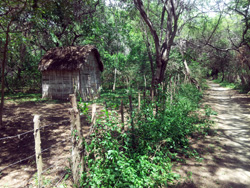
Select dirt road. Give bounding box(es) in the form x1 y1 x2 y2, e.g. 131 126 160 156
175 81 250 188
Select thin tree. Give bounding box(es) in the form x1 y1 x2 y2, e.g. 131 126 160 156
133 0 187 87
0 1 27 128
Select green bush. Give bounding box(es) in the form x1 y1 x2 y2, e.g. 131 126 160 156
79 84 210 187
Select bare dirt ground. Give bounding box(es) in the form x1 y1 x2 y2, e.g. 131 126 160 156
0 100 90 188
173 81 250 188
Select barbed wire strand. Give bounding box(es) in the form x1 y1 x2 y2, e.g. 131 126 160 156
21 164 57 188
0 129 34 141
25 149 84 187
0 123 55 141
23 139 73 186
53 149 85 187
0 153 36 172
54 172 68 187
2 121 89 186
41 164 56 175
0 137 70 173
40 137 71 154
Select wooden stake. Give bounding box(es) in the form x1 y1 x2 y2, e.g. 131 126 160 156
69 94 84 186
121 100 124 125
91 103 96 125
143 91 147 120
33 115 42 188
174 76 176 95
170 79 173 103
150 88 154 101
129 95 135 148
138 92 141 111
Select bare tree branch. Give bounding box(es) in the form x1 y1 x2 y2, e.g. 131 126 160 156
205 13 222 45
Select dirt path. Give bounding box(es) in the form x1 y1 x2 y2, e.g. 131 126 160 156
174 81 250 188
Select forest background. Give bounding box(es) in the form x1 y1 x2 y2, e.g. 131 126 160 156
1 0 249 110
0 0 250 186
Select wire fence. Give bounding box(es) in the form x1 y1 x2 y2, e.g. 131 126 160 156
0 120 72 188
0 123 54 141
0 92 132 187
0 94 98 188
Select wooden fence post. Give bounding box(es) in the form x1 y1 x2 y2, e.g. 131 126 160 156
91 103 97 125
170 79 173 103
69 94 84 186
33 115 42 188
138 92 141 111
128 95 136 148
151 88 154 101
120 100 124 125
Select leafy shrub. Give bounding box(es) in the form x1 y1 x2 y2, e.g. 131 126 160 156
79 84 210 187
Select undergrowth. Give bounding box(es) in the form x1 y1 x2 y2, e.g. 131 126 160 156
5 92 62 103
213 78 250 94
78 84 212 187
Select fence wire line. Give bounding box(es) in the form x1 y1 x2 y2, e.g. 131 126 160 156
54 172 68 187
0 123 55 141
0 129 34 141
0 137 71 173
0 153 36 172
41 164 56 175
25 149 85 187
40 137 71 154
53 149 85 187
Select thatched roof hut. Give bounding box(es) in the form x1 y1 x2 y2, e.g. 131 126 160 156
39 45 103 100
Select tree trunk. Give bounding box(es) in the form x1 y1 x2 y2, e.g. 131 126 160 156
0 23 11 128
134 0 180 88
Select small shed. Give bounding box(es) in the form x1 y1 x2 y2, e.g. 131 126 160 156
38 45 104 100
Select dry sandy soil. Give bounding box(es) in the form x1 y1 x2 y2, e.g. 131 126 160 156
0 100 81 188
173 81 250 188
1 81 250 187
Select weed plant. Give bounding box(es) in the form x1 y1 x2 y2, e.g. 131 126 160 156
79 84 211 187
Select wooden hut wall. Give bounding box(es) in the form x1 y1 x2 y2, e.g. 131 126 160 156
42 70 79 99
79 52 101 100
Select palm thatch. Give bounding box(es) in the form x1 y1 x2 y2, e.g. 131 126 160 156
38 45 104 72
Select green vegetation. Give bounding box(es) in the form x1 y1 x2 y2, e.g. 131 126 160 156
5 93 42 102
0 0 249 186
213 79 237 89
213 74 250 93
4 93 62 104
79 84 212 187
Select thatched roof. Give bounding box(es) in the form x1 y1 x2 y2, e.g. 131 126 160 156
38 45 104 72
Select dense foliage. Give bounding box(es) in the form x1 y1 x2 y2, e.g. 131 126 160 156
1 0 249 94
80 84 211 187
0 0 249 185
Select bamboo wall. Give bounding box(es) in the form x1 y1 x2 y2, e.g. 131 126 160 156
42 52 101 100
79 52 101 100
42 70 79 100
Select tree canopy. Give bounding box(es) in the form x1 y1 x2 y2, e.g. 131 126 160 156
0 0 250 127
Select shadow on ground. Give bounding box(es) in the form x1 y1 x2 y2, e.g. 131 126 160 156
171 81 250 188
0 101 75 187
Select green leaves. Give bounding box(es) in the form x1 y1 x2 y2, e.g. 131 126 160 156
50 33 62 46
78 82 213 187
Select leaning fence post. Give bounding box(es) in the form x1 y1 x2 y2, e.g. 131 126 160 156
33 115 42 188
69 94 84 187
